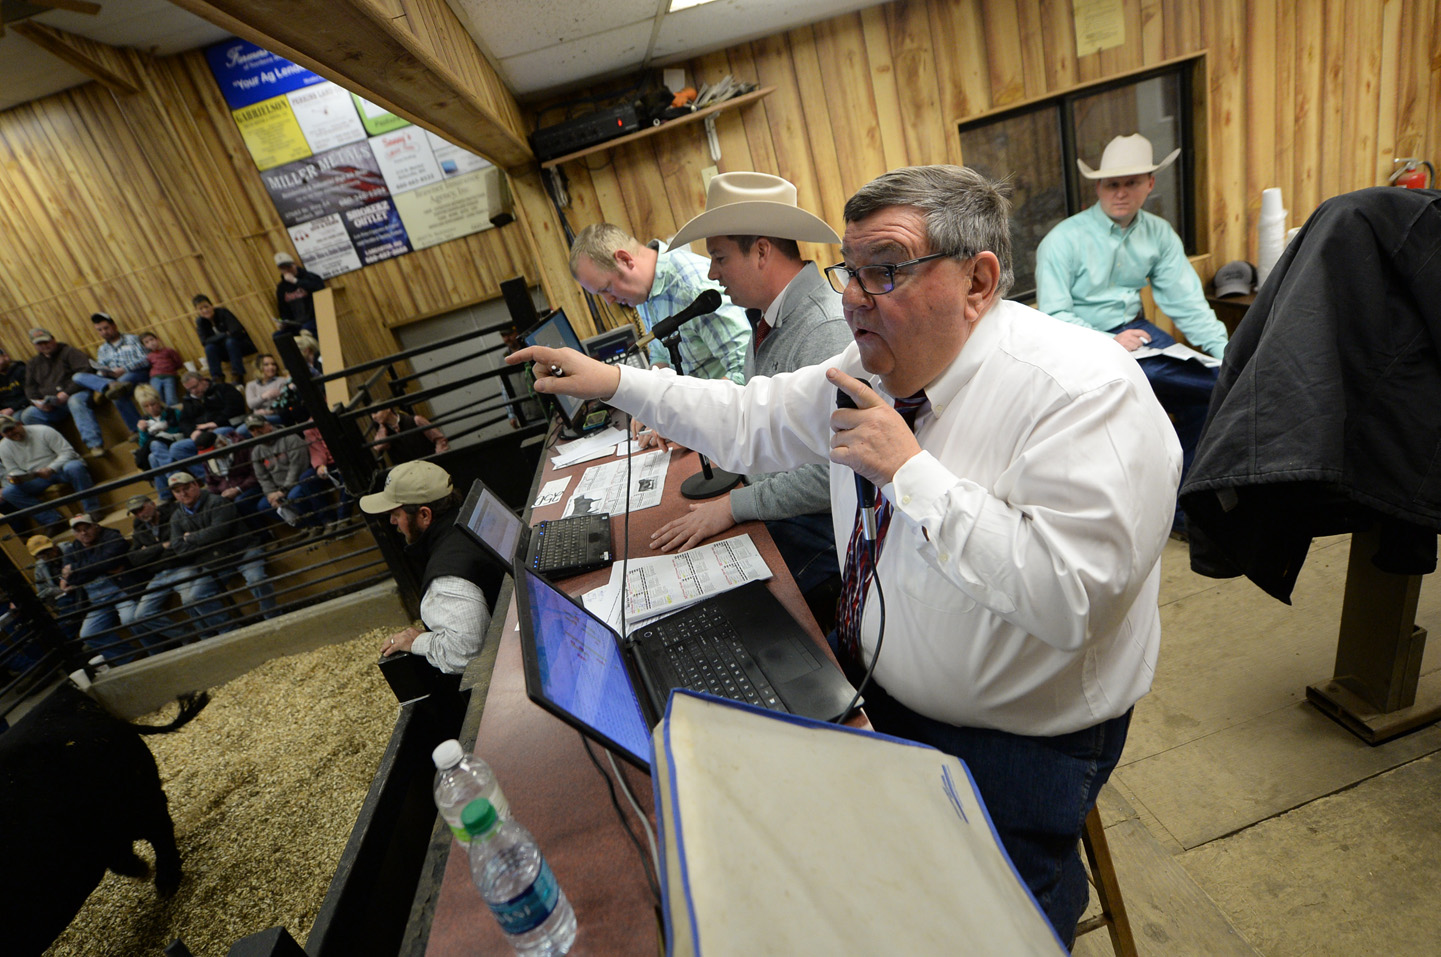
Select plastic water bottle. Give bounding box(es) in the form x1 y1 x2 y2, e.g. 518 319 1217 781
463 798 577 956
432 740 510 844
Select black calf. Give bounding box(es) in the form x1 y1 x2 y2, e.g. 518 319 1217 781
0 683 209 956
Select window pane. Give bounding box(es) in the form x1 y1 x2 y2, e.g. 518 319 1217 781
959 107 1067 300
1073 74 1185 241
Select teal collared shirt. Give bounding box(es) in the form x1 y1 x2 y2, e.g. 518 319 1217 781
1035 203 1229 358
635 240 751 383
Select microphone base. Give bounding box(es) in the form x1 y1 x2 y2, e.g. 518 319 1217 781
681 468 743 499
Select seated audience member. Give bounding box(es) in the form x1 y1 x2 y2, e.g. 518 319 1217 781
371 405 449 465
360 462 502 675
133 385 189 497
168 472 277 620
1034 133 1229 535
63 513 180 663
193 294 255 384
21 327 105 458
126 493 229 639
290 334 323 378
166 371 248 467
245 353 291 418
248 415 330 537
0 346 27 417
274 252 327 335
304 426 351 534
140 331 186 406
195 431 266 529
71 313 150 432
26 534 80 640
0 417 101 532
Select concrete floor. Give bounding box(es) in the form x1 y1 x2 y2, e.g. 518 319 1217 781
1074 535 1441 957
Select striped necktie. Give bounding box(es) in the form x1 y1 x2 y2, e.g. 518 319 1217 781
835 392 929 673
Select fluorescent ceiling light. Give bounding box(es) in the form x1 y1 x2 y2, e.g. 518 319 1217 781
670 0 723 10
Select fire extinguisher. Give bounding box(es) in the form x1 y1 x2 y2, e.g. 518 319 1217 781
1389 158 1434 189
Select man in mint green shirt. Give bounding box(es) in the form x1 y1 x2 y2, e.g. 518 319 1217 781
1036 134 1228 534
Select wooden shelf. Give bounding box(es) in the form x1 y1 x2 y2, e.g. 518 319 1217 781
539 86 775 169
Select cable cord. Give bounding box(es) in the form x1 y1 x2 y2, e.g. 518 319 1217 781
831 549 885 724
580 733 660 903
607 748 660 875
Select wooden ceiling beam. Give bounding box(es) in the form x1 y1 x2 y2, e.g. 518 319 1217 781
165 0 533 168
10 22 139 95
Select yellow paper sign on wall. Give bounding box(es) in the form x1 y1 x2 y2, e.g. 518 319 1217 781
232 94 310 171
1073 0 1126 57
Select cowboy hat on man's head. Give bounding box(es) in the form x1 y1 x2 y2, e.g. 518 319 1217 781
669 172 841 249
1077 134 1180 180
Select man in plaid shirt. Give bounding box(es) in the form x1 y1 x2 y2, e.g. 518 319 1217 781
569 222 750 383
74 312 152 432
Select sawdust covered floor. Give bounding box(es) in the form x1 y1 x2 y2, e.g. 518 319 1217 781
45 629 399 957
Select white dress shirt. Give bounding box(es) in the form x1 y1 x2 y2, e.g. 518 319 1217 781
412 575 491 675
611 299 1179 735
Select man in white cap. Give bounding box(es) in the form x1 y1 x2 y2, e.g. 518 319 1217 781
360 461 503 675
569 222 751 384
1035 133 1229 535
649 172 851 611
273 251 326 335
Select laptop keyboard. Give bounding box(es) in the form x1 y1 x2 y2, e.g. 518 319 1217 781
531 514 610 573
641 605 783 710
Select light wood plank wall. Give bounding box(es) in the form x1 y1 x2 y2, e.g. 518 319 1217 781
0 44 538 371
532 0 1439 312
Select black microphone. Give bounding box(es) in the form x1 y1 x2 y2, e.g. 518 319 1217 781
630 289 722 351
836 388 877 543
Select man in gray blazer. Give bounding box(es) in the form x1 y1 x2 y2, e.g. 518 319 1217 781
649 173 852 604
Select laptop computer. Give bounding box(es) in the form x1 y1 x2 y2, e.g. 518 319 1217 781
520 308 607 435
456 476 614 578
512 562 859 770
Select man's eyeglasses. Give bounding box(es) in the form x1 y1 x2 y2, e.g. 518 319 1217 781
824 253 951 296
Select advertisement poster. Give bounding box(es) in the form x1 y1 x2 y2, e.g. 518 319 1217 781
352 94 412 136
288 83 367 154
390 169 497 250
232 95 310 170
206 38 325 110
260 142 389 227
426 130 492 178
369 127 444 195
288 213 362 278
344 200 413 266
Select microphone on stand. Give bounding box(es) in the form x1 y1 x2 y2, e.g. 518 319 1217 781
836 388 877 545
629 289 722 352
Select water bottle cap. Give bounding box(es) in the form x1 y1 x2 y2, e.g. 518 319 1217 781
432 739 464 770
460 797 498 837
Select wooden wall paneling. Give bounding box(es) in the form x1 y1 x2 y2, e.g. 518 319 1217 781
926 0 990 165
1108 0 1147 75
979 0 1028 107
1244 0 1278 264
1340 0 1384 191
1139 0 1165 64
1038 0 1080 92
1014 0 1049 101
811 14 889 196
1393 0 1436 174
653 121 711 241
858 5 911 175
884 1 950 168
1207 0 1246 266
1427 0 1441 175
1293 0 1324 219
1375 0 1404 187
1318 0 1347 202
749 33 824 206
782 26 848 229
585 158 633 231
724 42 782 177
614 139 679 241
396 0 528 140
690 48 754 179
1272 0 1297 229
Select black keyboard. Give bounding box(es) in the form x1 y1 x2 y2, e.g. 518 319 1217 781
642 605 783 710
530 513 611 574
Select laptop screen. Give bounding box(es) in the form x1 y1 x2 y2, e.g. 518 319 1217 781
517 566 653 768
521 309 587 429
458 480 524 566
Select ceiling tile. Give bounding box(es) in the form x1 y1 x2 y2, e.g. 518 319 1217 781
448 0 660 59
653 0 879 61
499 20 657 98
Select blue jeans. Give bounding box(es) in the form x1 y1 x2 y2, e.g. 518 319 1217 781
79 578 181 664
257 468 330 527
21 392 102 450
235 547 277 618
853 678 1131 946
151 375 180 406
765 511 840 595
205 337 251 381
74 370 149 430
2 461 100 527
167 427 240 479
134 566 230 637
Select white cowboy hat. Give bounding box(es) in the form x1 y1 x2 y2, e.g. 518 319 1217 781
1077 134 1180 180
670 172 841 249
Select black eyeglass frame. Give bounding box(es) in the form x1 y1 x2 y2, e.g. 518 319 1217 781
823 252 954 296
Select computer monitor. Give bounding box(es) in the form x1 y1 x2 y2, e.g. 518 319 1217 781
521 308 588 432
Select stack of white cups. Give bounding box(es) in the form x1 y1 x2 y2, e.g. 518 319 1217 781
1256 187 1287 288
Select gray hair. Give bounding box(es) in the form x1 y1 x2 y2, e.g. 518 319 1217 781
569 223 641 276
843 166 1014 297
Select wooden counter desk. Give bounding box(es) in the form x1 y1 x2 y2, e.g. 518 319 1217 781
422 439 848 956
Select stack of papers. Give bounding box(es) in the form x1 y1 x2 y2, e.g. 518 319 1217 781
580 533 772 631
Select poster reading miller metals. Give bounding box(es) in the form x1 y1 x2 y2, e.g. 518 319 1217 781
206 36 500 280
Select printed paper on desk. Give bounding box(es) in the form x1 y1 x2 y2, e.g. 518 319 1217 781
532 477 570 509
622 533 771 623
564 450 668 517
1131 341 1222 367
551 426 628 467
